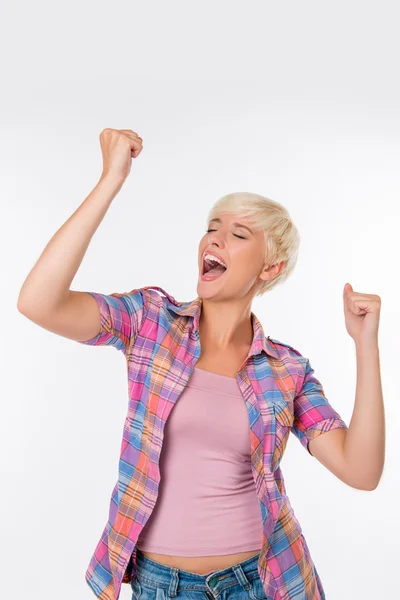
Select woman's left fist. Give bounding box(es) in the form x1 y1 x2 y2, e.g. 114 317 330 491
343 283 381 343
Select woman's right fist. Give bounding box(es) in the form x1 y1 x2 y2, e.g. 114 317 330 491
99 128 143 181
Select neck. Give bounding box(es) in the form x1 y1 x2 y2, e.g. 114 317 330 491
198 297 254 350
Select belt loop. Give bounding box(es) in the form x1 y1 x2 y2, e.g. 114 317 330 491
232 564 251 591
167 567 179 598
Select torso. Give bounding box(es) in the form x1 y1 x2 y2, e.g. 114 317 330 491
191 342 250 379
140 344 262 574
139 550 261 575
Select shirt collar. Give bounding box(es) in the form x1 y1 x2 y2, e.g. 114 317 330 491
145 286 280 360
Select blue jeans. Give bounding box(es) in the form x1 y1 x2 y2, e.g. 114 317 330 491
131 549 271 600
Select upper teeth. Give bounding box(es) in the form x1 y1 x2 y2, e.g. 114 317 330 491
203 253 227 268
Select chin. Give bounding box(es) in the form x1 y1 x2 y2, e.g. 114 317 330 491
196 276 226 298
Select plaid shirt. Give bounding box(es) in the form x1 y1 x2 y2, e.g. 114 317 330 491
77 285 348 600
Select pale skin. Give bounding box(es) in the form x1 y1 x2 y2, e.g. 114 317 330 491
16 128 384 576
142 212 385 574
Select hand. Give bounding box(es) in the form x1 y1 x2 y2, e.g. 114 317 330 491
99 128 143 182
343 283 381 344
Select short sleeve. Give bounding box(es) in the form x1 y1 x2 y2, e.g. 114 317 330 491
291 359 349 456
76 287 146 352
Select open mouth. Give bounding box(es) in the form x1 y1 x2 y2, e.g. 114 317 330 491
201 256 228 280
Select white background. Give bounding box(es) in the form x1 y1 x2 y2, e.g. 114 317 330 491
1 1 399 599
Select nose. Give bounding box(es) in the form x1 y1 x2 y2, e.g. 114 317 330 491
207 230 226 249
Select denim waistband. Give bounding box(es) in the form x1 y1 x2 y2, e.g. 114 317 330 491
134 549 262 596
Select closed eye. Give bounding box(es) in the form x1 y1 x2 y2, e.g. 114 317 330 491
206 228 246 239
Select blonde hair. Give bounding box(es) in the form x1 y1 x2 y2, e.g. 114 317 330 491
206 192 300 297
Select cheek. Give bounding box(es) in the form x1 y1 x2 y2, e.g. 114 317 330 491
234 255 257 276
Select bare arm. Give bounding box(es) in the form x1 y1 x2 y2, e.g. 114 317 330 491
17 128 143 342
308 340 384 491
17 173 124 341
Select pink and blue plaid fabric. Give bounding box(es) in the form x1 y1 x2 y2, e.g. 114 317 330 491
77 285 348 600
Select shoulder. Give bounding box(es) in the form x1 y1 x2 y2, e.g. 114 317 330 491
267 337 310 392
113 286 167 323
124 285 184 320
124 286 168 305
267 336 308 365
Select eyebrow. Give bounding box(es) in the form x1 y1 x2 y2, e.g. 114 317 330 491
209 218 253 235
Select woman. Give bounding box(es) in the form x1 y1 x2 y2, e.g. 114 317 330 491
17 129 384 600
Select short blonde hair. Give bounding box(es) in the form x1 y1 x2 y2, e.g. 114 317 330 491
206 192 300 297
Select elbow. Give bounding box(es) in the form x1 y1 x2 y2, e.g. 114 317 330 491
343 469 382 491
352 478 381 491
362 480 380 491
17 293 31 314
356 464 385 491
17 301 28 315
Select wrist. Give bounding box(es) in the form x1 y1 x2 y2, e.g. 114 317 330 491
99 170 126 188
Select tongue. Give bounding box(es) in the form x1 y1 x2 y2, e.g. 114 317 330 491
207 265 226 276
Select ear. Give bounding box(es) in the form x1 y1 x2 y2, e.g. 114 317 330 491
259 260 286 281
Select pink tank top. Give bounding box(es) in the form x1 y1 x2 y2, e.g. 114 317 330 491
136 367 263 555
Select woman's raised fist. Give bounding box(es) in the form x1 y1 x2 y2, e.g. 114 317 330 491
99 128 143 181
